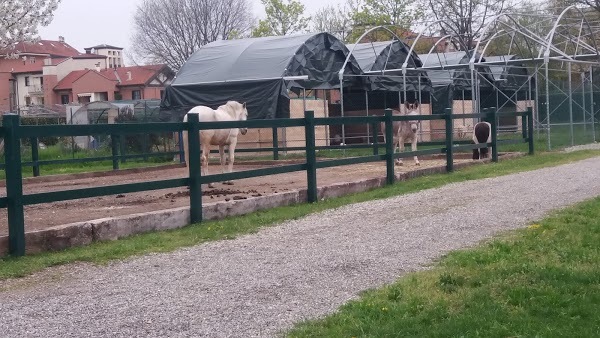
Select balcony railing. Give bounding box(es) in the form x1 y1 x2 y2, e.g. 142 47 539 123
27 85 44 95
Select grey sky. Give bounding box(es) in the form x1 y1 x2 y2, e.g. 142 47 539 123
38 0 343 65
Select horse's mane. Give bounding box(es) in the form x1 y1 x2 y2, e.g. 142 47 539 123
218 101 243 118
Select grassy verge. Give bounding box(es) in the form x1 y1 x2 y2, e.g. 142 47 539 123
1 150 599 280
0 144 175 179
287 196 600 337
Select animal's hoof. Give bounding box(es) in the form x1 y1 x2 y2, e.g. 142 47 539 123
415 162 421 166
223 181 234 185
208 184 215 188
395 162 404 166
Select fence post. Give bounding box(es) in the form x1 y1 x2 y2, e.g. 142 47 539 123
488 107 499 162
272 127 279 161
30 137 40 177
384 109 394 185
187 113 202 223
527 107 535 155
372 121 379 156
111 134 120 170
3 114 25 256
445 108 454 172
305 111 317 203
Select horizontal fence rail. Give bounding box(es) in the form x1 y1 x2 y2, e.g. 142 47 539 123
0 107 535 256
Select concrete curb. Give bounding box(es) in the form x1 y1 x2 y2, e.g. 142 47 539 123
0 153 523 255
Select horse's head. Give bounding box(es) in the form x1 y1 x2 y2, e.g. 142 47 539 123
404 102 420 133
225 101 248 135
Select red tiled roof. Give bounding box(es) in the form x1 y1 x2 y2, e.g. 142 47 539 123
54 69 116 91
73 54 107 59
3 40 80 57
54 70 90 90
99 64 167 86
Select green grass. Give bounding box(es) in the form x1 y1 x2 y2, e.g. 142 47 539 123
0 144 176 179
287 196 600 338
1 150 600 280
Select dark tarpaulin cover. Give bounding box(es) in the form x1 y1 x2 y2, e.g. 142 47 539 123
161 33 363 120
347 40 432 92
485 55 534 95
418 51 495 90
431 84 454 114
160 79 288 121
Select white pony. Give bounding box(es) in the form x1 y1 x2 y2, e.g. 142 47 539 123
381 101 421 166
182 101 248 188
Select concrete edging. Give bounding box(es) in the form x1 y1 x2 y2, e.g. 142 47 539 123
0 153 523 255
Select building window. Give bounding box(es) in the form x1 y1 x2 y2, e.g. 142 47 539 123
30 57 36 64
25 96 31 106
25 76 30 86
132 90 142 100
61 94 69 104
40 77 44 86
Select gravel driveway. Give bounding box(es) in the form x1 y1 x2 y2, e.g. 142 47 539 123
2 156 600 338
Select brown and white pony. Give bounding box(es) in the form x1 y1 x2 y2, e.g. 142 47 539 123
472 121 491 160
182 101 248 188
381 101 421 166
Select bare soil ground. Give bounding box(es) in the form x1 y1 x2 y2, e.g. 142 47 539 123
0 155 474 235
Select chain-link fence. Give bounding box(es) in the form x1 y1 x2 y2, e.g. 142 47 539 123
0 100 179 173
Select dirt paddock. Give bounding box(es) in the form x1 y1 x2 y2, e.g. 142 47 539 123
0 155 478 236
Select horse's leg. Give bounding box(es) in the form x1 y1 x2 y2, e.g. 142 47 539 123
223 138 237 185
412 137 420 166
219 145 226 173
396 136 404 166
201 144 214 188
182 130 190 170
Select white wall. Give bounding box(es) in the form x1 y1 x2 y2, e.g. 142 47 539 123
14 73 44 107
43 57 108 81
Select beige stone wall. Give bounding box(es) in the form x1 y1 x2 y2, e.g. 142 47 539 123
236 98 330 152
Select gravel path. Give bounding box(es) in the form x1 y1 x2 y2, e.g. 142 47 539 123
2 157 600 338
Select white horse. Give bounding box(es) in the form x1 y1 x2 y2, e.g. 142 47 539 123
381 102 421 166
182 101 248 188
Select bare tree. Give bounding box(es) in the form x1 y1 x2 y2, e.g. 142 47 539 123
425 0 513 51
311 5 352 41
0 0 61 50
131 0 254 70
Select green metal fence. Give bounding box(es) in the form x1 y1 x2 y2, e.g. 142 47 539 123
1 108 534 256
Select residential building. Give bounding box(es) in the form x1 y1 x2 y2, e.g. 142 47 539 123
0 37 174 113
84 44 124 69
51 64 174 104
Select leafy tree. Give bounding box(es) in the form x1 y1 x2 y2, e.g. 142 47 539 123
0 0 61 50
252 0 310 37
347 0 422 44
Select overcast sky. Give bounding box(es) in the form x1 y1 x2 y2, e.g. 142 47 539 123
38 0 343 64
